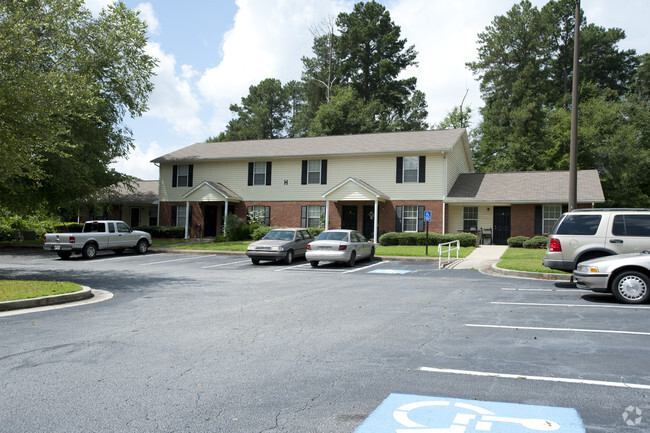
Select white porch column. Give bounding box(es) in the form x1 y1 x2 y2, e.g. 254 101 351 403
184 201 190 239
325 200 330 230
223 200 229 234
373 199 378 242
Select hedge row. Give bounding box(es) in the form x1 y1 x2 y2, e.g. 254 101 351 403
250 225 325 240
132 226 184 238
378 232 477 247
507 235 548 249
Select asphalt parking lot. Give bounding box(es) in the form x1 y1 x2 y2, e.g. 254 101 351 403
1 248 649 432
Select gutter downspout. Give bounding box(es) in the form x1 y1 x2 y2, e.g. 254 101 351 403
442 151 447 235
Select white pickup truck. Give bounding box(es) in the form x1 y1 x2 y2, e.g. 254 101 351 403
43 220 152 259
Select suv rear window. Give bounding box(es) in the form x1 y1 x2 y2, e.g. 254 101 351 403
553 214 601 235
612 215 650 236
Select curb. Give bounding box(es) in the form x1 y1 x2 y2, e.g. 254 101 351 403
488 264 571 280
0 285 93 311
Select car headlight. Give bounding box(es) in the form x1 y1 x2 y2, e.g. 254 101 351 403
247 245 256 250
271 246 283 251
577 264 599 273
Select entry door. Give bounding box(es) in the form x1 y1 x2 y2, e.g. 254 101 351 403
130 208 140 227
362 206 376 240
204 205 218 237
341 205 358 230
493 206 511 245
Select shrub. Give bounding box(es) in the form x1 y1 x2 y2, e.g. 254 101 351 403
306 226 324 238
0 208 62 240
223 213 244 241
523 235 548 249
507 236 529 248
133 226 184 238
251 226 277 240
53 223 84 233
378 232 476 247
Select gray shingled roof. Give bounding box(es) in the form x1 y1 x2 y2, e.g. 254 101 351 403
112 180 158 204
152 129 468 163
446 170 605 203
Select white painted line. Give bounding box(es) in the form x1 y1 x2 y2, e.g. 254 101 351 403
202 259 252 269
501 288 588 292
465 324 650 336
343 260 385 274
419 367 650 390
141 255 215 265
274 263 312 272
492 301 650 310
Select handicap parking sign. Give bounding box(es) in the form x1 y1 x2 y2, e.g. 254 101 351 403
354 393 585 433
424 211 431 222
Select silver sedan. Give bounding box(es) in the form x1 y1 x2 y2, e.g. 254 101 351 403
246 228 314 265
573 250 650 303
305 229 375 267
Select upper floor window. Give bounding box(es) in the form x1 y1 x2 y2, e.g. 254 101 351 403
248 162 272 186
172 164 193 188
301 160 328 185
396 156 425 183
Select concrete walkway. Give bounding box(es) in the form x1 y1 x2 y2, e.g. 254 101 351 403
446 244 509 270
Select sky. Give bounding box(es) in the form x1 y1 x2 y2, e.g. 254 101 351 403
83 0 650 181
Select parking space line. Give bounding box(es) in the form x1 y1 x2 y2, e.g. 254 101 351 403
141 255 215 265
492 301 650 310
501 288 589 292
202 259 251 269
343 260 386 274
274 263 312 272
465 324 650 336
419 367 650 390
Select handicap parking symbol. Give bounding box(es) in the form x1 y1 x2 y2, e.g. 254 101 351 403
354 394 585 433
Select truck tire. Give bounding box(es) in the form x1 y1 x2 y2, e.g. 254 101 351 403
82 243 98 259
57 251 72 260
136 239 149 254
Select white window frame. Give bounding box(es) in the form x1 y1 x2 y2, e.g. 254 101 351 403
543 205 562 234
253 162 267 186
307 160 321 184
176 205 186 227
402 205 418 232
250 206 270 226
403 156 419 183
176 165 189 187
463 207 478 231
306 205 321 228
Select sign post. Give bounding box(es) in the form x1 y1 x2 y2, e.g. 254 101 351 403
423 211 431 255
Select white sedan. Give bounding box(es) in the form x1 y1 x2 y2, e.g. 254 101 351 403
305 229 375 267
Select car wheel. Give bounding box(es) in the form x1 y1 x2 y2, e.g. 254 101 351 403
136 239 149 254
251 258 260 265
57 251 72 260
369 247 375 261
611 271 650 304
347 251 356 267
82 243 97 259
284 250 294 264
310 261 319 267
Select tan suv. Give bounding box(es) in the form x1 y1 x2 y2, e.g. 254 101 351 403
543 209 650 272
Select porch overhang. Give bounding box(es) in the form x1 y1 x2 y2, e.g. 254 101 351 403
182 181 242 203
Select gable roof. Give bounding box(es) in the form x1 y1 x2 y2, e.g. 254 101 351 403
323 177 389 201
446 170 605 204
151 129 471 165
182 181 242 202
111 180 158 204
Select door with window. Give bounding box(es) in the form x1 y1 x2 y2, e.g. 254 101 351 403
342 206 358 230
493 207 511 245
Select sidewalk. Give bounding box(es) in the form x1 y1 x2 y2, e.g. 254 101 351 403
446 245 509 270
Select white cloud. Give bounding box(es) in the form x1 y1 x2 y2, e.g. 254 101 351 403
111 141 162 181
135 2 160 34
198 0 352 133
144 42 204 139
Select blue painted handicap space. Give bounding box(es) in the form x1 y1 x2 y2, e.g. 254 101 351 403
368 269 413 274
354 393 585 433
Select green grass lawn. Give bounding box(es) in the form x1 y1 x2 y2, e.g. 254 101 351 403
0 280 82 302
496 248 569 274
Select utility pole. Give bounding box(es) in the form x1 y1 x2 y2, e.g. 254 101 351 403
568 0 580 210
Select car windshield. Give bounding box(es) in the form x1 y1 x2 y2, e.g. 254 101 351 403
263 230 295 241
316 231 349 242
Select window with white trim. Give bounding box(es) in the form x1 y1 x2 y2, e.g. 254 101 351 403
253 162 267 185
403 205 418 232
463 207 478 231
306 206 322 228
543 205 562 234
307 160 322 184
176 165 189 187
402 156 419 183
176 205 186 227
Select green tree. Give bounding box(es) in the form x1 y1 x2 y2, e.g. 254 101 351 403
0 0 156 213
